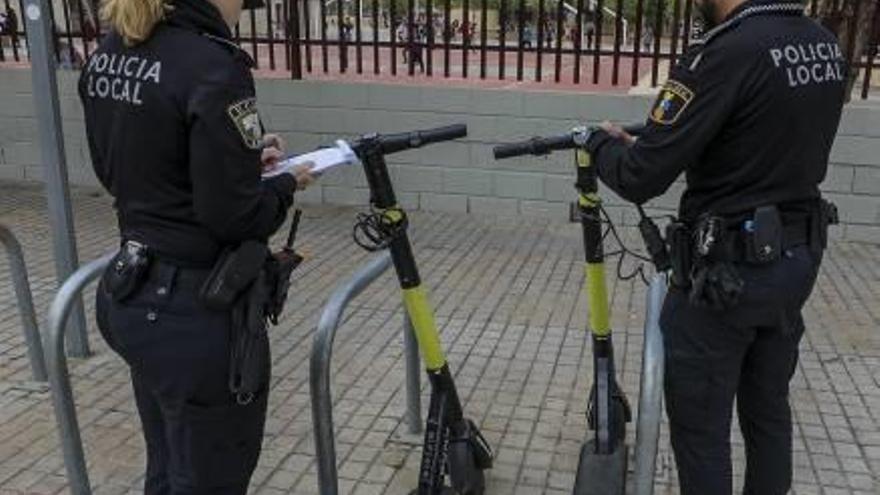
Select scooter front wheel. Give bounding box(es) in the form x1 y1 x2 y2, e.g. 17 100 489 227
447 439 486 495
573 440 628 495
574 398 630 495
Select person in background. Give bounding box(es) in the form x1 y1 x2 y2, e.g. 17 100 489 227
4 5 20 50
585 15 595 50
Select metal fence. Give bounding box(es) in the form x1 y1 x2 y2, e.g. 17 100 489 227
1 0 878 97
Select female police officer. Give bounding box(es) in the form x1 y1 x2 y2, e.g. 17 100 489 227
80 0 316 493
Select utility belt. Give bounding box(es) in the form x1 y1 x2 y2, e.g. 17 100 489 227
104 233 303 404
667 200 838 310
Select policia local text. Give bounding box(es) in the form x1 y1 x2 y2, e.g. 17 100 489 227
83 54 162 106
770 42 845 88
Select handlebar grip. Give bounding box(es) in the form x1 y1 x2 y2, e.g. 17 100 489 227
493 134 575 160
378 124 468 154
493 141 535 160
418 124 468 144
541 134 576 152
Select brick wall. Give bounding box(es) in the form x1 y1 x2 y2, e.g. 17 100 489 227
1 67 879 242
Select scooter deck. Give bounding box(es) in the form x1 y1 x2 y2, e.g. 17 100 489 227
573 440 628 495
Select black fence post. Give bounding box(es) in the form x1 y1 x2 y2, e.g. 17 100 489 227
612 0 624 85
480 0 487 78
593 0 604 84
631 0 645 85
291 0 303 79
860 0 880 100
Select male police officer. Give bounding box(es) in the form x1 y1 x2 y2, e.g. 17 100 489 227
584 0 847 493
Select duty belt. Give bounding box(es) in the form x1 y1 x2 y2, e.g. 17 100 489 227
712 218 810 263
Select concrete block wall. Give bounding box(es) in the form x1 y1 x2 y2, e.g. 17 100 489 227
2 67 880 241
0 69 94 185
253 79 703 226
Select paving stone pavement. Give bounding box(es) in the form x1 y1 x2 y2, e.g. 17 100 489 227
1 181 879 495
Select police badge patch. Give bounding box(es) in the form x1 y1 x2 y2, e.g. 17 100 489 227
649 80 694 125
227 98 264 150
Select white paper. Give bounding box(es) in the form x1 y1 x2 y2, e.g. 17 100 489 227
262 140 359 179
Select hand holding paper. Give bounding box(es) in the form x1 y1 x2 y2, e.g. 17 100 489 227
262 140 360 179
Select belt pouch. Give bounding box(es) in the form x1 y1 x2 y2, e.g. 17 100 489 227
199 241 269 311
666 222 692 289
743 205 783 264
104 241 150 302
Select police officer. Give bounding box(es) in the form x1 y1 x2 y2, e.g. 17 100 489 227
80 0 316 493
584 0 847 493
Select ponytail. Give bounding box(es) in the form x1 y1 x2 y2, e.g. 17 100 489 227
100 0 169 46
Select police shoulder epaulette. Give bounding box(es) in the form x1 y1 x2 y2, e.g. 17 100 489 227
688 2 804 70
202 33 240 52
202 33 257 67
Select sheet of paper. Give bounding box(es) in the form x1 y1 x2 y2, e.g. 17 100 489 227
262 140 358 179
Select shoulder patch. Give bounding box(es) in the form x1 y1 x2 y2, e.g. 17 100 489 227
227 98 264 150
649 80 694 125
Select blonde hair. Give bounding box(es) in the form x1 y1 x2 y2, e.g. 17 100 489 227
100 0 169 46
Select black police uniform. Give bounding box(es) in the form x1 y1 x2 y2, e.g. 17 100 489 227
586 1 847 494
79 1 296 493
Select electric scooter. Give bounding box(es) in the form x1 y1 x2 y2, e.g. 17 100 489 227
493 125 670 495
349 124 493 495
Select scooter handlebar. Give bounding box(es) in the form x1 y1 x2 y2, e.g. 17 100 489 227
493 123 646 161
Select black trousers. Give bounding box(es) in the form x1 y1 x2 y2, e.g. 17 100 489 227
96 261 268 495
408 47 425 73
660 245 821 495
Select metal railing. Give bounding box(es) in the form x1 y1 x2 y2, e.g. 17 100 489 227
0 224 47 381
633 272 667 495
46 252 112 495
311 252 424 495
1 0 876 98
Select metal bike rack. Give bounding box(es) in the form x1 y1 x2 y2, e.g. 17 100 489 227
311 252 424 495
46 253 113 495
43 251 661 495
0 224 47 381
633 273 668 495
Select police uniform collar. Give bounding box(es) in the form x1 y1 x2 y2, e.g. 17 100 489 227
167 0 256 66
167 0 233 41
694 0 804 46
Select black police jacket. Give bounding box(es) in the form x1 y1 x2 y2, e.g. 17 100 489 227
587 0 847 221
79 0 295 267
